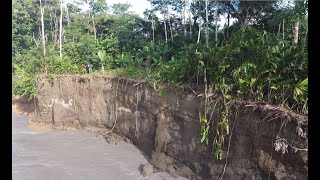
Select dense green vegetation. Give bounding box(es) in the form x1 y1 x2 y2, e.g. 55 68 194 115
12 0 307 115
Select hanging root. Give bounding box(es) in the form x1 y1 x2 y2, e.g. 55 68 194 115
135 84 139 137
219 111 238 180
244 103 307 125
106 103 117 134
106 78 120 134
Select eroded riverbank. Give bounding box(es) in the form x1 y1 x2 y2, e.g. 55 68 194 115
23 75 308 179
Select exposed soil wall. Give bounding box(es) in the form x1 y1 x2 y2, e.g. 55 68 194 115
31 75 308 180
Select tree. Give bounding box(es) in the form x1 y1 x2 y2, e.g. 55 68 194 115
91 0 109 40
111 3 131 15
98 49 106 74
219 0 277 31
12 0 39 55
39 0 46 57
59 0 63 59
182 0 187 37
143 9 156 43
12 0 308 116
205 0 208 47
148 0 169 43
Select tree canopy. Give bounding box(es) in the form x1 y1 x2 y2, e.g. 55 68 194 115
12 0 308 116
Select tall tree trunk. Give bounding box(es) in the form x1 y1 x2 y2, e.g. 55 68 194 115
189 0 192 38
282 19 285 57
62 27 66 43
54 11 59 48
40 0 46 57
50 11 54 43
152 14 155 43
161 0 168 43
282 20 285 40
168 16 174 42
189 12 192 37
222 24 226 41
197 18 201 44
205 0 209 47
166 3 173 42
215 10 218 42
227 12 230 39
277 21 281 37
150 3 154 43
293 18 299 48
215 20 218 42
163 14 168 43
92 15 97 40
59 0 63 60
88 8 91 35
32 32 39 47
66 4 70 26
183 0 187 37
38 26 42 44
304 27 308 47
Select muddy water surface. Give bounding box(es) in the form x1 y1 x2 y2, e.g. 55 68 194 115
12 112 187 180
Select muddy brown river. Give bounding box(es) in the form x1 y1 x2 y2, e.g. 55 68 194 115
12 112 187 180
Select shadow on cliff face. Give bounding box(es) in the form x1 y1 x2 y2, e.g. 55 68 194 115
12 96 36 116
31 75 308 179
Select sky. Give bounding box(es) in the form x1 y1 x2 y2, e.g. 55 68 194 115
107 0 151 17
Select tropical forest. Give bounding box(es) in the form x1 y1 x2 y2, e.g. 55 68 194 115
12 0 308 116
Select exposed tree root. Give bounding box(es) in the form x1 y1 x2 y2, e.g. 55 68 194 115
244 103 307 125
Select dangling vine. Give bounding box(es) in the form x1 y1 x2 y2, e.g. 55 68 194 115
199 72 233 160
213 103 230 160
200 97 232 160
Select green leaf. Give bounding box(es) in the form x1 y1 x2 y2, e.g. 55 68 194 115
234 47 240 53
294 87 303 96
219 121 228 131
218 150 223 160
225 94 232 100
238 78 245 84
201 133 206 143
270 86 278 90
247 63 257 69
201 129 208 143
201 115 207 123
298 77 308 87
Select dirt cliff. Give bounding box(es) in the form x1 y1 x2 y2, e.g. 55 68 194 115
30 75 308 180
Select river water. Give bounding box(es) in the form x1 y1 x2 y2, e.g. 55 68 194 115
12 112 187 180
